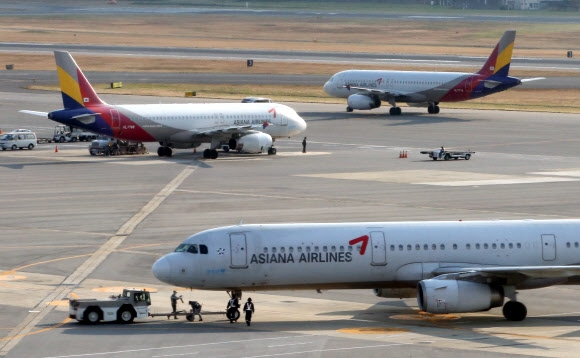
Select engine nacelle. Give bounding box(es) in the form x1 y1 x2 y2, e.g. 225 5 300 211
347 94 381 110
417 279 504 314
374 288 416 299
230 132 273 153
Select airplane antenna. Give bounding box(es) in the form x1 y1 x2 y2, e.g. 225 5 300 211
237 218 244 225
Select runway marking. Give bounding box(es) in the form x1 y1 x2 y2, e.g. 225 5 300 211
268 342 313 348
298 170 580 186
0 165 198 356
338 327 410 334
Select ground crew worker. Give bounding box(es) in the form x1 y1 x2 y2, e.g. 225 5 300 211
171 290 183 319
227 294 239 323
439 146 445 159
302 137 307 153
243 297 255 326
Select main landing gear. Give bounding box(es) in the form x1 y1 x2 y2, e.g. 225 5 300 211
267 146 277 155
428 104 440 114
157 146 173 157
502 300 527 321
203 148 219 159
389 107 402 115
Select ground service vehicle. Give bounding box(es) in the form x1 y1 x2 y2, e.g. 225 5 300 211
421 148 475 161
0 130 37 150
53 125 97 143
89 139 148 156
69 288 151 324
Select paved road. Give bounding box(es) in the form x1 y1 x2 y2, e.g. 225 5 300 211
2 91 580 357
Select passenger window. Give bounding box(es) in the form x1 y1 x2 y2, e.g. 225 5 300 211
424 244 428 250
466 243 471 249
200 245 208 254
187 245 198 254
272 247 277 253
476 243 481 249
289 247 294 253
509 243 513 249
281 247 285 253
306 246 311 253
415 244 420 250
484 243 489 249
492 243 497 249
348 246 352 252
575 242 579 248
340 246 344 252
398 244 403 251
440 244 445 250
331 246 336 252
431 244 436 250
567 242 571 248
452 244 457 250
314 246 319 252
407 244 412 251
390 245 395 251
517 243 522 248
263 247 268 253
323 246 327 252
297 246 302 253
500 243 505 249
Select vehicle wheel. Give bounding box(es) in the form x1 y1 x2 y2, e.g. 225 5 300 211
465 154 471 160
432 157 437 161
11 145 17 151
503 301 527 321
157 147 165 157
117 307 135 324
434 105 440 114
270 147 277 155
346 106 353 112
428 105 434 114
186 313 195 322
83 308 100 324
28 143 34 150
71 137 77 142
203 148 211 159
444 153 451 161
210 149 218 159
166 147 173 157
59 137 65 143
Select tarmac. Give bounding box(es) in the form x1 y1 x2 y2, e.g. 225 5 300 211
2 91 580 357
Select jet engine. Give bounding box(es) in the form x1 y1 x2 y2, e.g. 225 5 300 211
374 288 416 299
229 132 273 153
347 94 381 110
417 279 504 314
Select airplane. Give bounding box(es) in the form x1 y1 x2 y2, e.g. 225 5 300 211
20 51 307 158
323 30 542 115
152 219 580 322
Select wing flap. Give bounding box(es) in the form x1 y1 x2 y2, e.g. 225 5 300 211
433 265 580 280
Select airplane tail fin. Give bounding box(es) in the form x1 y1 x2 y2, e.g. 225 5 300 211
477 30 516 77
54 51 106 109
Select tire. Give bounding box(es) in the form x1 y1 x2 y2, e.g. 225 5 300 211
28 143 34 150
502 301 527 321
444 153 451 161
117 306 135 324
186 313 194 322
465 154 471 160
59 137 65 143
83 307 101 324
203 148 211 159
11 145 17 151
432 157 437 161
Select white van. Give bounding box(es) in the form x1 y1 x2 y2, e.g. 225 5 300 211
0 131 37 150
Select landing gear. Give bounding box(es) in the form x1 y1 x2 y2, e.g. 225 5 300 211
346 106 353 112
428 104 440 114
203 148 218 159
389 107 402 116
157 146 173 157
502 301 527 321
267 147 277 155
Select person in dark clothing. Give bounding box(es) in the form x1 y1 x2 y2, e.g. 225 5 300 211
302 137 307 153
227 294 239 323
171 290 183 319
243 297 255 326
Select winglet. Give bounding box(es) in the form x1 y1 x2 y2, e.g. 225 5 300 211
477 30 516 77
54 51 106 110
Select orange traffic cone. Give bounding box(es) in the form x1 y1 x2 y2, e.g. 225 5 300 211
55 145 58 153
399 151 402 158
404 151 408 158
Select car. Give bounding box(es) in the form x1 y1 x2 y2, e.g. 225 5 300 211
241 97 272 103
0 131 37 150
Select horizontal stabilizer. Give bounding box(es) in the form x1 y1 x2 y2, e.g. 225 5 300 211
521 77 546 83
72 113 100 125
19 110 48 117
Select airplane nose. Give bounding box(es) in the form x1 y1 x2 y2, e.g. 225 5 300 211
152 256 172 283
295 115 307 133
323 81 330 94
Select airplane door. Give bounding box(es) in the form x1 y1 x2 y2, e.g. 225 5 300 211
541 234 556 261
370 231 387 266
230 233 248 269
110 109 120 132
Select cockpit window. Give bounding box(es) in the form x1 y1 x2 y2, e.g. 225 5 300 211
174 244 189 252
200 245 208 254
187 244 198 254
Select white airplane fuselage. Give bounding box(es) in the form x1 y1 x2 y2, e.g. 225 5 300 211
153 219 580 292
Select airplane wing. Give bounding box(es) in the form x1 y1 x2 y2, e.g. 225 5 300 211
19 110 48 117
432 265 580 284
191 125 265 137
342 85 410 100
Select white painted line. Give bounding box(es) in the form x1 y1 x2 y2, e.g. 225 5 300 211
268 342 313 348
240 343 410 358
416 177 579 186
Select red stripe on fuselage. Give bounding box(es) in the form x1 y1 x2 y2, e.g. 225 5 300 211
89 104 156 142
438 75 482 102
